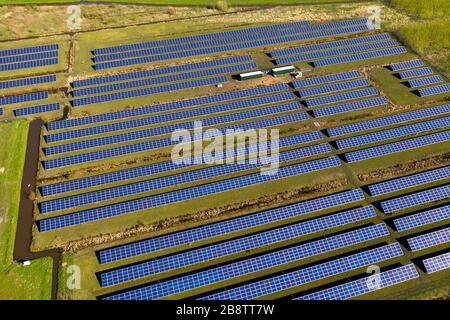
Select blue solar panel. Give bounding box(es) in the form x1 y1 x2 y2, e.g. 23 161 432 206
37 157 342 231
0 108 3 116
296 264 418 300
407 75 444 89
292 70 362 88
270 33 391 57
298 79 369 98
393 205 450 232
72 63 257 97
47 83 290 131
380 184 450 213
368 166 450 197
418 83 450 97
304 87 378 107
100 223 387 291
312 47 407 67
422 252 450 273
46 91 296 143
389 59 423 72
327 103 450 137
199 243 404 300
275 40 399 65
407 226 450 251
42 111 309 169
0 50 58 64
14 103 60 117
71 76 228 106
398 67 433 80
98 203 370 266
0 58 58 72
345 130 450 163
72 56 253 87
0 91 48 106
0 44 58 57
0 75 56 90
313 96 387 118
41 132 322 196
336 116 450 150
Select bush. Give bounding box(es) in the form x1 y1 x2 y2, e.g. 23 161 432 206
215 0 230 12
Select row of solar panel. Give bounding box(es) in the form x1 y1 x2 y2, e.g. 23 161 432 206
393 204 450 232
389 59 423 72
72 62 257 97
72 55 253 88
47 91 296 144
14 103 59 117
292 70 362 88
407 75 444 89
40 131 323 196
0 91 48 106
71 76 228 107
0 74 56 90
304 87 378 107
407 226 450 252
398 67 433 80
298 78 369 98
94 24 370 69
0 44 58 58
312 96 388 118
48 83 290 131
270 33 391 58
275 39 399 65
0 58 58 72
42 112 309 169
418 83 450 97
94 19 366 55
37 157 342 231
0 50 58 65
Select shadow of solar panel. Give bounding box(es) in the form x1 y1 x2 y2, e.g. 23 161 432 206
304 87 378 107
37 157 341 231
14 103 59 117
389 59 423 72
296 264 418 300
344 130 450 163
292 70 362 89
48 83 290 131
0 91 48 106
418 83 450 97
407 75 444 89
0 44 58 57
0 58 58 72
298 78 369 98
423 252 450 273
0 75 56 90
327 103 450 137
393 205 450 232
407 226 450 251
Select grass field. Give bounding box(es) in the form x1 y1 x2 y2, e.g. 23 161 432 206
0 121 52 300
386 0 450 19
0 0 362 5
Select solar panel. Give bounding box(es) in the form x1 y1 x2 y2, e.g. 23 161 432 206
199 243 404 300
407 226 450 251
0 50 58 64
14 103 60 117
0 75 56 90
327 103 450 137
98 203 370 266
275 40 399 65
46 91 296 143
407 75 444 89
37 157 342 231
312 96 387 118
380 184 450 213
0 91 48 106
422 252 450 273
336 116 450 150
40 144 331 214
100 224 388 293
298 79 369 98
270 33 391 58
344 130 450 163
42 111 309 169
0 58 58 72
71 76 228 106
393 205 450 232
368 166 450 197
312 47 407 67
0 44 58 57
292 70 362 88
304 87 378 107
398 67 433 80
0 108 3 116
418 83 450 97
47 83 290 131
389 59 423 72
296 264 418 300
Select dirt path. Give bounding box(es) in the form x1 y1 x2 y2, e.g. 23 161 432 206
13 120 62 300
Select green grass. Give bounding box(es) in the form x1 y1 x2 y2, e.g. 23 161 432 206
0 121 53 300
386 0 450 19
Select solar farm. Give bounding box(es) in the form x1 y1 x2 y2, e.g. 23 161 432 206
1 2 450 302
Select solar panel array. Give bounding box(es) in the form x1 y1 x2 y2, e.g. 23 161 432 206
304 87 378 107
389 59 423 72
312 47 407 67
198 243 404 300
312 96 387 118
0 51 58 64
344 130 450 163
398 67 433 80
298 79 369 98
71 76 228 107
14 103 60 117
296 264 419 300
0 44 59 72
393 205 450 232
0 91 48 106
407 227 450 251
38 157 342 231
368 166 450 197
418 83 450 97
0 58 59 72
292 70 362 88
422 252 450 273
0 44 58 57
0 75 56 90
407 75 444 89
327 103 450 137
380 184 450 213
